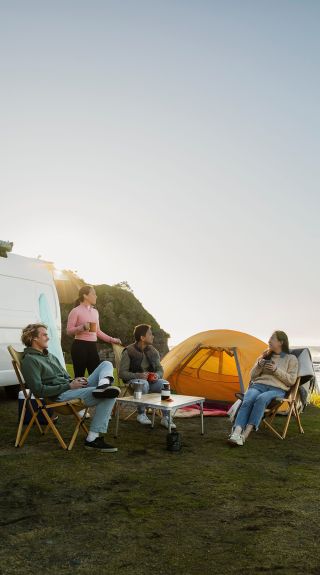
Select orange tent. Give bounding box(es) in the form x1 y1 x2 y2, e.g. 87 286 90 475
162 330 267 403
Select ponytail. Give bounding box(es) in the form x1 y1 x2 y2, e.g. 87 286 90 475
74 285 94 308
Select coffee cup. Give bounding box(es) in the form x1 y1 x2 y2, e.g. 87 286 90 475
89 322 97 333
134 381 144 400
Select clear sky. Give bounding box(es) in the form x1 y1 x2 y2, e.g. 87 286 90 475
1 0 319 346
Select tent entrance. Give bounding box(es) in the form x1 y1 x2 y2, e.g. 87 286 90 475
170 345 243 403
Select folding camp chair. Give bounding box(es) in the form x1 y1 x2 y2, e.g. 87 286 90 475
262 377 304 439
263 348 315 439
112 343 137 420
234 348 315 440
8 346 89 451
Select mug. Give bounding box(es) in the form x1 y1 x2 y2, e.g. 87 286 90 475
134 381 144 400
89 322 97 333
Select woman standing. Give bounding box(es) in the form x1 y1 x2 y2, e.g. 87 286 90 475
228 331 298 446
67 285 122 377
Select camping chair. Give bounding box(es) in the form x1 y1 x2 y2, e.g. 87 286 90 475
112 343 138 420
234 348 315 440
8 346 89 451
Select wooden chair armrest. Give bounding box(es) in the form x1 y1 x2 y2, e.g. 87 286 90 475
45 399 84 409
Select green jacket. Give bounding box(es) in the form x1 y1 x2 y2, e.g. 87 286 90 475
21 347 71 398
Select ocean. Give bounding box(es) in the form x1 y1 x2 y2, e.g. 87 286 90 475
308 346 320 390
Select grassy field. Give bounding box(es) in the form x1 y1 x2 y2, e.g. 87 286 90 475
1 383 320 575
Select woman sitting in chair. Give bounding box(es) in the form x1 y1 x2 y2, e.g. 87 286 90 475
228 331 298 446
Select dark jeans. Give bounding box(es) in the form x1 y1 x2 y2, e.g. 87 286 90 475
71 340 101 377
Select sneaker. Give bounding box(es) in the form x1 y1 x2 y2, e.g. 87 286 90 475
78 409 90 419
92 385 121 399
137 413 152 425
84 437 118 452
228 432 244 446
160 417 176 430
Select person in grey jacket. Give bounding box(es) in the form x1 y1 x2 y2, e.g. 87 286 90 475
119 324 176 429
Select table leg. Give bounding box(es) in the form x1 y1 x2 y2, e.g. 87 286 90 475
151 409 155 428
114 402 120 438
168 410 172 434
200 402 204 435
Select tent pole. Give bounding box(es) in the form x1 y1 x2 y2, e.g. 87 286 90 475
232 347 244 393
196 349 215 379
175 345 203 388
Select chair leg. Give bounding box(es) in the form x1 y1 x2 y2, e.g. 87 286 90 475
79 409 89 435
123 409 137 421
40 409 68 450
67 405 89 451
27 400 44 435
263 417 284 440
281 402 295 439
15 399 27 447
19 411 40 447
293 403 304 434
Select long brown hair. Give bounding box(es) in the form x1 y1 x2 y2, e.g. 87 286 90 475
74 285 94 307
263 330 290 359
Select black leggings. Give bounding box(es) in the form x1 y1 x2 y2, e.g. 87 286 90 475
71 340 101 378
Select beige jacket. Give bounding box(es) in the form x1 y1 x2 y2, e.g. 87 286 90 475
250 353 299 391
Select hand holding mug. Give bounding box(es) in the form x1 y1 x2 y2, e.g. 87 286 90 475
70 377 88 389
83 323 90 331
264 361 276 372
137 372 149 380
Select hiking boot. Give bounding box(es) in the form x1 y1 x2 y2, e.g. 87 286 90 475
92 385 121 399
160 416 176 430
84 437 118 452
228 432 244 446
137 413 152 425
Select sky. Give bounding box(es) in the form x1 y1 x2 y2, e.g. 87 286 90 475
1 0 320 346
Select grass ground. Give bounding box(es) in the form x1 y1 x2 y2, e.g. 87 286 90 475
1 379 320 575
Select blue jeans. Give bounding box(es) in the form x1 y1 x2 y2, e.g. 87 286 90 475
129 378 169 415
57 361 115 434
234 383 286 431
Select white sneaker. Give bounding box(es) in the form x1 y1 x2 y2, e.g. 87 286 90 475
78 409 90 419
137 413 152 425
228 432 244 446
160 417 176 430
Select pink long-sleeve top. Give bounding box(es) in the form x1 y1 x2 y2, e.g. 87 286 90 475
67 304 117 344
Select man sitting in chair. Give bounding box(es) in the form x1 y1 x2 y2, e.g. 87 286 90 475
119 324 176 429
228 330 298 447
20 323 120 452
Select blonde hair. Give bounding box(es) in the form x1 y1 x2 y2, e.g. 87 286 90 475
21 324 47 347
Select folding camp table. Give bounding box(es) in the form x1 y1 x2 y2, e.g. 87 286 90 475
114 393 205 436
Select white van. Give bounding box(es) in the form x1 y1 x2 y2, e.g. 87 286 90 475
0 249 62 395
